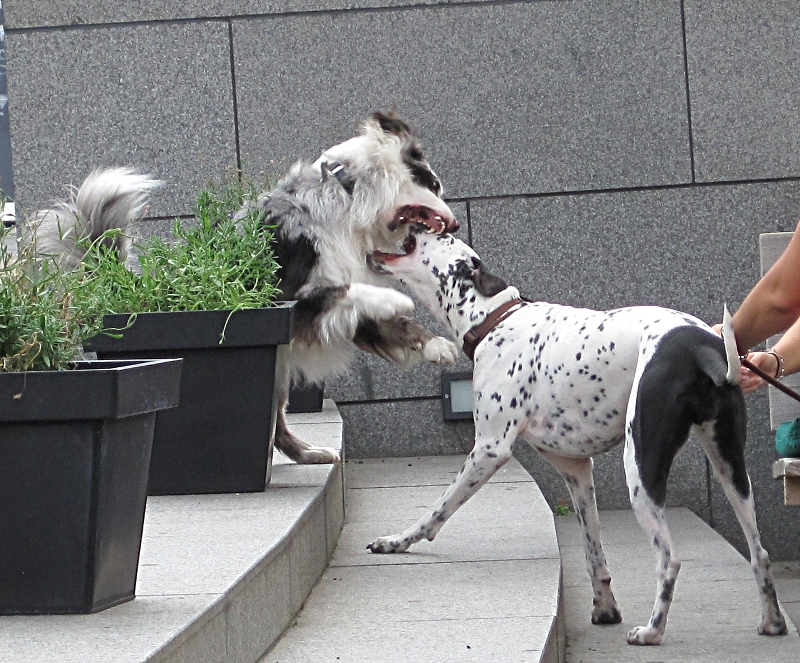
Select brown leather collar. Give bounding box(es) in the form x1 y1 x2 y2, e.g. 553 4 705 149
463 298 524 361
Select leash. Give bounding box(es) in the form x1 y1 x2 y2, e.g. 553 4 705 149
741 356 800 403
463 298 525 361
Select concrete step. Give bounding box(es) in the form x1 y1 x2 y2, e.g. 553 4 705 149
263 455 563 663
0 402 344 663
557 508 800 662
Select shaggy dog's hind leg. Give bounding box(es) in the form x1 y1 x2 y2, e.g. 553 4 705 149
274 406 340 464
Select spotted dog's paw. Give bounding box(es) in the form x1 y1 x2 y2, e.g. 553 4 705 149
423 336 459 364
591 604 622 625
626 625 662 646
758 614 788 636
366 535 412 554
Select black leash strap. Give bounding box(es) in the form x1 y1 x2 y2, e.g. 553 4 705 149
741 357 800 403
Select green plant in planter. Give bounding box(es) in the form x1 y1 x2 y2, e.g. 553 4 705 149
0 227 104 372
70 176 293 496
0 227 183 616
72 176 280 325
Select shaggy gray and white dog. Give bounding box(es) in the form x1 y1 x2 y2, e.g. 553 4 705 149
26 112 460 465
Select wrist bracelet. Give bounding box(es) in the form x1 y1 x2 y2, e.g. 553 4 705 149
766 350 786 379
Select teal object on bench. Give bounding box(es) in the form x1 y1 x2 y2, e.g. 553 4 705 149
775 418 800 457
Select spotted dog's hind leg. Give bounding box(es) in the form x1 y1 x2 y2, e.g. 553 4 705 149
694 419 787 637
622 354 696 645
623 433 682 646
538 450 622 625
367 415 517 553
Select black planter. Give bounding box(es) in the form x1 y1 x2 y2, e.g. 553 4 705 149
0 358 182 615
287 380 325 413
86 304 295 495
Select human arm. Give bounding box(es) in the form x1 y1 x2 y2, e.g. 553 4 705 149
731 220 800 353
740 316 800 393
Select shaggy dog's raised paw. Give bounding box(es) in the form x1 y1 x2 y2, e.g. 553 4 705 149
423 336 459 364
349 283 414 320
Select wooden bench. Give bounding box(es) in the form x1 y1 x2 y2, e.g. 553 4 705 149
760 232 800 505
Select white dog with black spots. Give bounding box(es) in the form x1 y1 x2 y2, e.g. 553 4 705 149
366 228 787 646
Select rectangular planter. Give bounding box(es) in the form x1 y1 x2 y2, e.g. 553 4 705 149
287 380 325 414
0 358 182 615
86 304 295 495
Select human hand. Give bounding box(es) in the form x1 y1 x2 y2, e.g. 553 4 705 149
740 351 780 394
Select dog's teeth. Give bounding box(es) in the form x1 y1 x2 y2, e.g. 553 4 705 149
398 216 406 222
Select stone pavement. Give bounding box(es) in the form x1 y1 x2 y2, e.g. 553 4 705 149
262 455 563 663
557 508 800 662
0 403 345 663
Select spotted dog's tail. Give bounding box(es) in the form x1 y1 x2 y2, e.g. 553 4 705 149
721 304 741 386
22 168 162 270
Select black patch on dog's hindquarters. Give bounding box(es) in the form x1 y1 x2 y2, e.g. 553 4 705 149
631 326 749 506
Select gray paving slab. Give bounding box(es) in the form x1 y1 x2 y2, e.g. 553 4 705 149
6 22 237 218
0 403 344 663
685 1 800 182
556 508 800 662
264 455 562 663
233 1 690 200
339 398 476 458
773 561 800 633
4 0 470 28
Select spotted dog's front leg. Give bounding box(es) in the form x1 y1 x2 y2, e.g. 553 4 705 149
538 450 622 625
367 428 515 553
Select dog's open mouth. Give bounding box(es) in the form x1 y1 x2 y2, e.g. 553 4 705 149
371 230 420 264
372 205 456 265
387 204 456 234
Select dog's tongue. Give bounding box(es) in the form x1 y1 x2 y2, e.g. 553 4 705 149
389 205 458 233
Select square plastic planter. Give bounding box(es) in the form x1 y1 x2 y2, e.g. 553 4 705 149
86 304 295 495
0 358 182 615
287 380 325 414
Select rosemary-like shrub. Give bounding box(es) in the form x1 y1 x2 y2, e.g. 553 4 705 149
73 177 280 316
0 230 104 372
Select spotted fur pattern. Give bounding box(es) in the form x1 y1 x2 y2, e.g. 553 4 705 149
367 231 787 646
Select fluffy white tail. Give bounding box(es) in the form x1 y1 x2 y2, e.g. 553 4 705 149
23 167 162 270
722 304 741 385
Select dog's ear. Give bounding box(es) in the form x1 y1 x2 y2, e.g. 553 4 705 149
471 257 508 297
372 111 414 138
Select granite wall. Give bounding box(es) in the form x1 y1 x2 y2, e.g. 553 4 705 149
5 1 800 558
